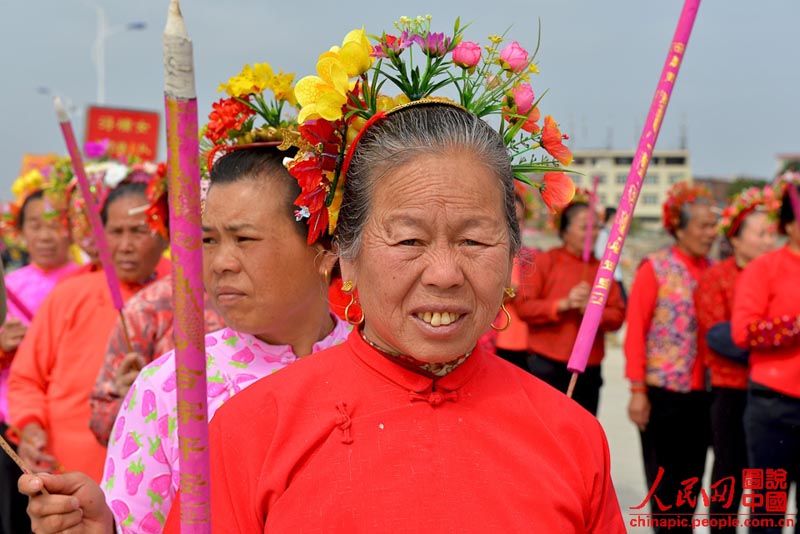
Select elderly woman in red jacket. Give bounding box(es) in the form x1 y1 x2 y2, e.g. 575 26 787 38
517 195 625 415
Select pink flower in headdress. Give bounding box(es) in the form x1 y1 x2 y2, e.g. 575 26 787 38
84 139 110 159
452 41 481 68
509 84 534 116
413 32 451 58
499 41 529 72
372 32 413 58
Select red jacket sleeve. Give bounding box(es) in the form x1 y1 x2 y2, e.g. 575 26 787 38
586 420 627 533
600 280 626 333
7 292 62 430
732 261 800 349
516 251 561 324
624 260 657 383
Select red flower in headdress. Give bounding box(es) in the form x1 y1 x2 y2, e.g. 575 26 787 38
662 182 713 234
144 162 169 240
205 97 255 144
286 119 345 244
541 116 573 166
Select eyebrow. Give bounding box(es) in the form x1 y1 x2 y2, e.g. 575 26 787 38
201 222 260 233
383 214 500 232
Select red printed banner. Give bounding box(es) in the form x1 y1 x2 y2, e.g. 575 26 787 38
84 106 160 161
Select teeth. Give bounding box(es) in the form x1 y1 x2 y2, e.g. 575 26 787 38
416 312 461 326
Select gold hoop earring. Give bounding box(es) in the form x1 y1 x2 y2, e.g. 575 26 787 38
323 268 330 285
344 293 365 326
490 302 512 332
341 280 354 293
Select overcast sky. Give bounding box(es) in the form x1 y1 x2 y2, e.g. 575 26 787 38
1 1 797 193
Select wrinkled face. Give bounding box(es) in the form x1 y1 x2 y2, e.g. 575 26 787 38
202 178 325 339
21 198 71 270
340 151 513 362
105 195 167 283
561 207 599 257
731 211 776 265
676 203 718 258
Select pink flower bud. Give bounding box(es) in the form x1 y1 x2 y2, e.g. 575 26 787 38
499 41 529 72
451 41 481 68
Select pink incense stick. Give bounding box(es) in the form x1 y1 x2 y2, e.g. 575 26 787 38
6 287 33 322
163 0 211 531
582 176 601 263
788 181 800 228
566 0 702 392
54 98 125 312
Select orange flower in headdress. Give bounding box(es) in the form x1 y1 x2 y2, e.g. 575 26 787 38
541 116 573 166
662 182 713 234
540 172 576 213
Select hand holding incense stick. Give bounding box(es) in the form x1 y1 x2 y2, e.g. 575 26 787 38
0 433 49 495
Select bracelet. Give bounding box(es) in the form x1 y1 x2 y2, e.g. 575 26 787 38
630 385 648 394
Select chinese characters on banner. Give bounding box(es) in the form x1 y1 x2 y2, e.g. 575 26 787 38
84 106 160 160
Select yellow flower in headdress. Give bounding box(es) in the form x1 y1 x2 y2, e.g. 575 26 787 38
335 28 373 77
295 28 374 123
11 169 45 202
219 62 296 101
270 71 297 106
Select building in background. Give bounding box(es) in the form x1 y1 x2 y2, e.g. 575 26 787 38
567 148 692 226
776 153 800 175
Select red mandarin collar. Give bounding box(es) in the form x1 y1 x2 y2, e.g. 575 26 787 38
346 328 486 396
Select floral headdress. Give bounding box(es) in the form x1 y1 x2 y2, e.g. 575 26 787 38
773 171 800 233
662 181 714 234
202 62 297 172
283 16 577 244
718 186 779 238
47 141 169 250
0 168 63 251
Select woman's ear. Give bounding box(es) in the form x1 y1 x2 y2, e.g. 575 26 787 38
317 250 339 281
338 258 357 286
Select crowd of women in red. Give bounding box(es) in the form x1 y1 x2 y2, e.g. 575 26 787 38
1 13 798 534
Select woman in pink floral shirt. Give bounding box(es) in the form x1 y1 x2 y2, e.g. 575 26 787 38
97 145 350 533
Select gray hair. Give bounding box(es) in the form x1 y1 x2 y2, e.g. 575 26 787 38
672 196 712 237
335 104 521 260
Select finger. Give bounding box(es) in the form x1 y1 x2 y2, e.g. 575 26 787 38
27 492 80 518
18 474 45 496
119 354 140 373
36 452 58 466
122 370 139 384
30 509 84 534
